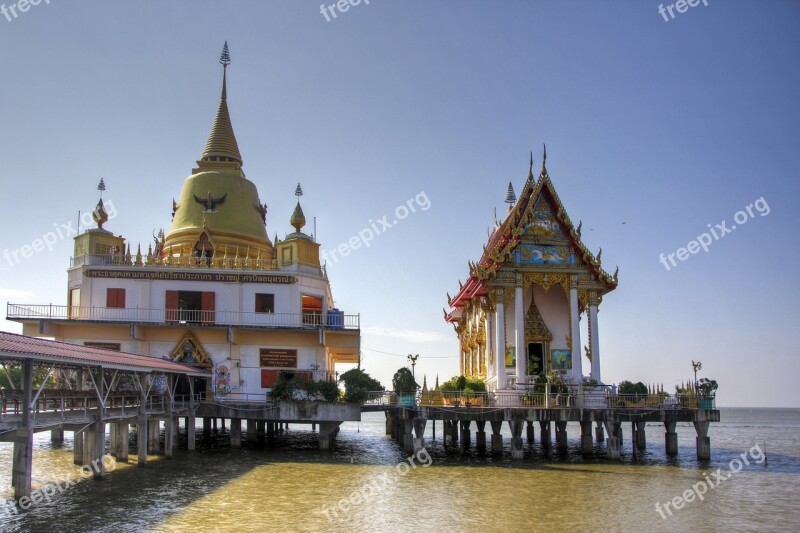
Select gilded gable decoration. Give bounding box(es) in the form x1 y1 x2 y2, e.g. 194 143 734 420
170 331 212 368
525 296 552 343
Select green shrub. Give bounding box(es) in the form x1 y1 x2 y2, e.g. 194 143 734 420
619 380 648 395
392 367 418 394
339 368 384 403
269 373 341 402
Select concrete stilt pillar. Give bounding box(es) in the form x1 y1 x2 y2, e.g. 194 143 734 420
148 420 160 454
12 433 33 499
403 419 414 453
460 421 471 451
526 421 535 444
449 420 459 446
665 421 678 456
319 422 340 450
172 417 180 451
694 421 711 460
117 424 130 462
230 418 242 447
555 421 568 451
83 429 95 465
13 359 33 499
74 430 85 465
51 429 64 444
137 416 148 467
246 420 257 443
580 421 593 455
165 418 175 459
257 421 266 444
109 424 118 457
92 422 106 479
595 422 605 443
634 421 647 450
385 412 392 436
604 421 622 460
607 436 621 459
221 418 226 431
413 419 427 453
509 421 524 460
490 421 503 453
475 421 487 454
539 421 552 449
203 417 212 437
187 416 196 451
212 418 218 432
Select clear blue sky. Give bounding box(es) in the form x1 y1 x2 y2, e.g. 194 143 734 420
1 1 797 406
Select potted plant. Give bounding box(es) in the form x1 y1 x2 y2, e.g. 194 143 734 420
697 378 718 409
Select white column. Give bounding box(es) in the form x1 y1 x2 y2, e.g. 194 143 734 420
495 295 507 390
589 298 601 383
569 279 583 381
515 285 525 386
487 313 495 379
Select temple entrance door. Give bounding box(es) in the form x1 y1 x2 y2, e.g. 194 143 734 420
528 342 545 377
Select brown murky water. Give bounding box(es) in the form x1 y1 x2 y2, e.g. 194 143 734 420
1 408 798 532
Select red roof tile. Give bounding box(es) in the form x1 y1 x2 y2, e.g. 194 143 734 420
0 331 209 376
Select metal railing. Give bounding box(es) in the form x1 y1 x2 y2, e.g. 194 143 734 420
71 253 326 275
365 389 715 410
0 391 205 423
210 392 271 404
7 303 360 330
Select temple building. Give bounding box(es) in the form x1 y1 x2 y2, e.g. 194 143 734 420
7 44 360 398
444 150 618 391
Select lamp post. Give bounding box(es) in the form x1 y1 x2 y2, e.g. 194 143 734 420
691 360 702 395
407 354 419 380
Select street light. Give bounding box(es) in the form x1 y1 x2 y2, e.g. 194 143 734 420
691 360 702 394
407 354 419 380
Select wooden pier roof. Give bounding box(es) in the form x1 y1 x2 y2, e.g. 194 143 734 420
0 331 209 377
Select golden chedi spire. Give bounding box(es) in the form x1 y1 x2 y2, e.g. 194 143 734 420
165 42 273 266
290 183 306 232
200 41 242 167
93 178 109 230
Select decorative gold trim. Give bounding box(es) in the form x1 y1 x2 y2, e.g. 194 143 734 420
524 272 568 293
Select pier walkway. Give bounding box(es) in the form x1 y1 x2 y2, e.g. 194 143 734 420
366 390 720 461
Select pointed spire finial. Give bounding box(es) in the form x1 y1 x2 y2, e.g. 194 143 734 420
541 143 548 176
291 184 306 232
97 177 106 196
505 181 516 210
200 41 242 166
219 41 231 67
528 151 534 180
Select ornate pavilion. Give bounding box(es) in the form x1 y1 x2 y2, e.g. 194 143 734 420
444 151 618 391
8 43 360 398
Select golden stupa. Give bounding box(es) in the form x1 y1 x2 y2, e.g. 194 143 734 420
165 42 273 263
